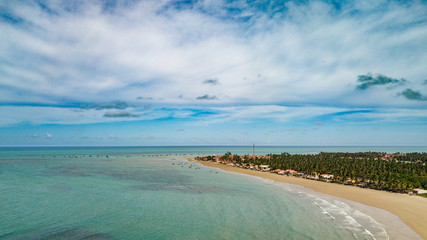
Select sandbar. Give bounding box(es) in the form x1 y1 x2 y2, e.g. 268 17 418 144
192 159 427 240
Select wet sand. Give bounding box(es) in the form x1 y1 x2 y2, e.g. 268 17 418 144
193 160 427 240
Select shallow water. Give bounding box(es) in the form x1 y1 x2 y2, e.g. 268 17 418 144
1 147 416 239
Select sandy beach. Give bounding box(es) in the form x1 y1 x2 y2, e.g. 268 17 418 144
192 159 427 240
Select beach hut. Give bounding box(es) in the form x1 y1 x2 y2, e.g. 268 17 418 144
259 165 270 171
320 174 334 179
284 169 298 176
413 188 427 194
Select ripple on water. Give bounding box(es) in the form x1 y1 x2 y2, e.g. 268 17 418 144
129 183 238 194
3 226 115 240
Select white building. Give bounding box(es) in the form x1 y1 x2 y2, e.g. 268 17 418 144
413 188 427 194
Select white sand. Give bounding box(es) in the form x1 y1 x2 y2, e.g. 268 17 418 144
193 160 426 240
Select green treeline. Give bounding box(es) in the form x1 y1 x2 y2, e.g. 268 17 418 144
210 152 427 193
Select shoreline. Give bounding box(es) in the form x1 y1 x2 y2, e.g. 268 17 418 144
191 159 427 240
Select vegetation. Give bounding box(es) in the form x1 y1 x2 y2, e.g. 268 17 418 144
199 152 427 193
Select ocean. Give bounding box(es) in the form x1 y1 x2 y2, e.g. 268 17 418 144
1 146 425 239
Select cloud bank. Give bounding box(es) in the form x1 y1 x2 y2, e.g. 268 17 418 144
203 79 219 85
104 111 139 118
356 74 406 90
1 0 426 107
0 0 426 147
400 89 426 101
81 101 129 110
196 95 218 100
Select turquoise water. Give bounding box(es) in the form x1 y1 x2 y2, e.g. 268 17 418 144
0 146 423 239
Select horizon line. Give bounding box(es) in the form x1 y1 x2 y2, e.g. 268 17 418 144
1 145 426 148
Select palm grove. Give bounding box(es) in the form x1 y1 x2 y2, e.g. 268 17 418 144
200 152 427 193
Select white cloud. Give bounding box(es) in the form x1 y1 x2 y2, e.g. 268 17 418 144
0 103 425 127
1 1 426 105
194 105 351 125
0 0 426 128
46 132 52 139
0 106 157 126
336 109 427 123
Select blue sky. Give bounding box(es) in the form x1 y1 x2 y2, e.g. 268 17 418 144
0 0 426 146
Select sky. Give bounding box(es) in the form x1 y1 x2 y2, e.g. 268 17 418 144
0 0 426 146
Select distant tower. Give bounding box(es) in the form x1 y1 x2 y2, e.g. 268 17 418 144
253 144 255 155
